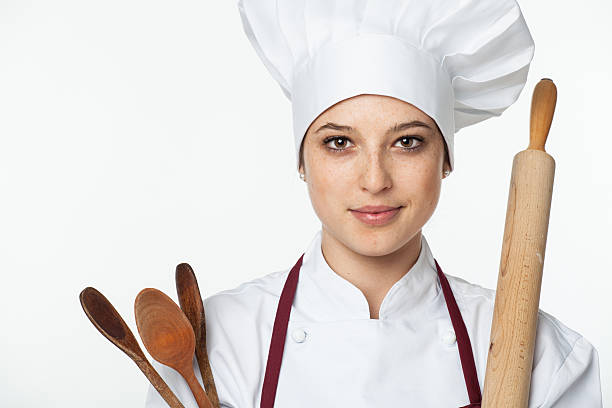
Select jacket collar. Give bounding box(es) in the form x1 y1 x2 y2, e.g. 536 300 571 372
295 229 441 321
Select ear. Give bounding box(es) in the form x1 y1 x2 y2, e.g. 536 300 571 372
441 154 451 178
298 143 307 176
437 126 451 174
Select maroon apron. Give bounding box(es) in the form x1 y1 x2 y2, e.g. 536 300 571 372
260 254 482 408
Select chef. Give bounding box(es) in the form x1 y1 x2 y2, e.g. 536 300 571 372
146 0 603 406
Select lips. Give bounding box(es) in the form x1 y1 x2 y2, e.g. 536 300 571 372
349 205 402 226
352 205 400 213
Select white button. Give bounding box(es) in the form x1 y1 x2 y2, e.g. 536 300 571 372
442 330 456 345
291 328 307 343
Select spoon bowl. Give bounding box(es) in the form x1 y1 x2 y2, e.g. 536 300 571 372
135 288 195 368
135 288 213 408
79 287 184 408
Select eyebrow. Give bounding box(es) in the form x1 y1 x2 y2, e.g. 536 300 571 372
314 120 432 134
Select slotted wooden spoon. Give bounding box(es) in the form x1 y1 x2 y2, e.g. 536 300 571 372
79 287 184 408
135 288 213 408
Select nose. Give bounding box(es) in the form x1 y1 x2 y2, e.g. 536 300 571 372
358 150 392 194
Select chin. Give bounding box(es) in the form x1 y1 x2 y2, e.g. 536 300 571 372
342 224 411 257
351 243 397 257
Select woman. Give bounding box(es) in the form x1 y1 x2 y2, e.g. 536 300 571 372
146 0 602 406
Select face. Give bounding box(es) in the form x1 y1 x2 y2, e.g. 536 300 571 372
299 94 450 257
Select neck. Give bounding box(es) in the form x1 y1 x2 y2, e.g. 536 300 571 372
320 227 422 319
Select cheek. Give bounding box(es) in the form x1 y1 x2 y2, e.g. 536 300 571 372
309 167 342 207
306 157 354 215
396 159 442 209
419 169 442 212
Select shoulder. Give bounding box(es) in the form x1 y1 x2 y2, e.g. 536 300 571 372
443 273 601 406
443 272 589 357
199 268 291 407
203 267 289 319
202 266 291 341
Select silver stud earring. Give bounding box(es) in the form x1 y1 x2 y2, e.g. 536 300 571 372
443 169 450 178
299 172 306 181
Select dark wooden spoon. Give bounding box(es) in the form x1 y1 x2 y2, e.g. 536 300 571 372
134 288 213 408
79 287 184 408
176 263 220 408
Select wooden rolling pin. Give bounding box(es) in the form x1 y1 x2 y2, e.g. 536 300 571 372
481 78 557 407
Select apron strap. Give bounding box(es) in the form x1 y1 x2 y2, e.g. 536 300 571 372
260 254 482 408
435 259 482 407
260 254 304 408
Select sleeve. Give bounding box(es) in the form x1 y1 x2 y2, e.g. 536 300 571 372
539 336 603 408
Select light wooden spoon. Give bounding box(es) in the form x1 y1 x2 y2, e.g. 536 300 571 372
79 287 184 408
135 288 213 408
176 263 220 408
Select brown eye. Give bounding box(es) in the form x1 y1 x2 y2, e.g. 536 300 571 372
324 136 354 151
395 136 422 150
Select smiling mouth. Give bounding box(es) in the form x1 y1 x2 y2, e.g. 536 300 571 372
351 205 402 213
349 206 402 226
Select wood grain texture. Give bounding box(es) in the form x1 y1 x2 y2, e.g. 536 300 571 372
135 288 213 408
482 151 555 407
482 79 557 407
176 263 221 408
79 287 184 408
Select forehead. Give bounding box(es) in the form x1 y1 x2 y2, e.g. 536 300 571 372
309 94 437 131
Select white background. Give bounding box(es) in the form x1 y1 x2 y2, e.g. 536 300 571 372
1 0 610 406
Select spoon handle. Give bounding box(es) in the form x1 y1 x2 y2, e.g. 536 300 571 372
176 263 221 408
135 358 186 408
195 338 220 408
181 365 214 408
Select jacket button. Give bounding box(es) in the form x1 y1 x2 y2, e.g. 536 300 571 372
291 328 307 343
442 330 456 345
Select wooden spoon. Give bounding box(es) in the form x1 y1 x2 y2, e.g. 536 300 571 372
176 263 220 408
79 287 184 408
135 288 213 408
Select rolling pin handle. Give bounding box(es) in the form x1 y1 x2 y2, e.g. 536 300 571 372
528 78 557 152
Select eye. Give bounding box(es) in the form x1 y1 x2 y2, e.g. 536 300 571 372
324 136 354 151
394 136 423 151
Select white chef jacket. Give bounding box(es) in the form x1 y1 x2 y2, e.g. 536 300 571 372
145 229 602 407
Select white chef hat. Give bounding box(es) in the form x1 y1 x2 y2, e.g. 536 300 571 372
237 0 535 172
